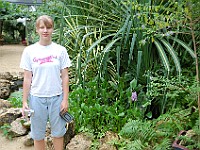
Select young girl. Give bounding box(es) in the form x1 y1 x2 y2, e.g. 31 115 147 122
20 15 71 150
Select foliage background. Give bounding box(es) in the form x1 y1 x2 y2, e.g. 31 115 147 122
1 0 200 149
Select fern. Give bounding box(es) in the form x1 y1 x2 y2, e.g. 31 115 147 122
119 119 155 147
182 119 200 149
153 138 171 150
118 107 197 149
125 140 145 150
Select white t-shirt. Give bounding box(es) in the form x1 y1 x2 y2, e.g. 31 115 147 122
20 42 72 97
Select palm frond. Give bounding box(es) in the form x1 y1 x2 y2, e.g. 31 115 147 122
102 37 121 53
154 39 170 74
99 37 121 74
137 51 142 80
169 36 196 58
128 33 137 66
159 38 181 75
113 14 131 40
86 33 116 55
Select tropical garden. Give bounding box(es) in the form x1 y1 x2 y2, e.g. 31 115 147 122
0 0 200 149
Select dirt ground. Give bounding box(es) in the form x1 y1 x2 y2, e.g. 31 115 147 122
0 44 34 149
0 44 24 73
0 133 34 150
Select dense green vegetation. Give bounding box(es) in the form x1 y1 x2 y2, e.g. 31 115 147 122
1 0 200 149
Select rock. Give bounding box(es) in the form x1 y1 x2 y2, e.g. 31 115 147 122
0 108 22 126
0 79 11 99
99 131 119 150
0 72 13 80
8 72 24 81
15 80 23 87
0 108 7 115
64 121 76 147
0 99 13 121
23 133 34 147
0 99 12 109
66 133 93 150
0 79 11 85
22 120 31 129
18 72 24 80
0 72 24 99
9 118 29 137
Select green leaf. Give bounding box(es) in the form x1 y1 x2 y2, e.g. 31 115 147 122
113 15 130 40
86 33 116 54
154 39 170 74
124 20 133 47
116 46 121 78
137 51 142 80
128 33 137 66
103 37 121 53
146 111 152 119
169 37 196 58
159 38 181 75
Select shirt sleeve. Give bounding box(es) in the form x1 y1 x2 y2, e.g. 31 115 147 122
20 48 32 71
60 47 72 70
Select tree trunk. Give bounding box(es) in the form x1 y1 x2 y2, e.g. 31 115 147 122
0 20 3 36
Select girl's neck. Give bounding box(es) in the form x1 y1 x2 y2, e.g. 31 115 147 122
39 40 52 46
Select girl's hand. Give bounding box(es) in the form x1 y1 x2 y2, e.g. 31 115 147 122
60 100 68 114
22 102 29 117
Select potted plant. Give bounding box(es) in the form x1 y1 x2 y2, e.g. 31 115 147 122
172 130 198 150
172 130 189 150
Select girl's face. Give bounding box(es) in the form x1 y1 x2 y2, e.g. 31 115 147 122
36 20 53 41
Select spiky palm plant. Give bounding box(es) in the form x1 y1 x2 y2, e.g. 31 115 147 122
57 0 196 86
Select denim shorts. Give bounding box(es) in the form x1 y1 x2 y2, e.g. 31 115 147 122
29 94 66 140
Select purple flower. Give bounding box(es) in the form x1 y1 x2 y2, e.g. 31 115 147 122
131 91 137 101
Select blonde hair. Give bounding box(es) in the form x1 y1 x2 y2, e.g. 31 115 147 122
36 15 54 28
